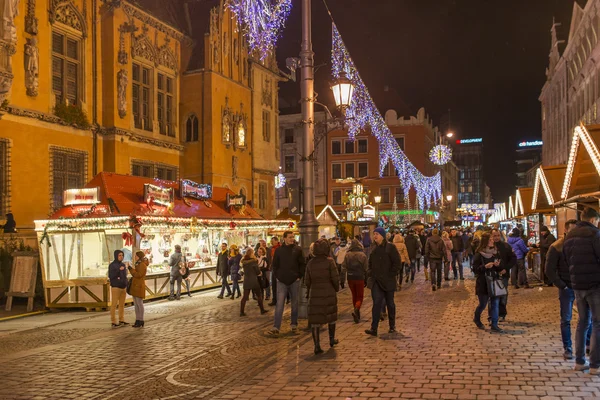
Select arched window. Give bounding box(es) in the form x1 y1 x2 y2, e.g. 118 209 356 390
186 114 199 142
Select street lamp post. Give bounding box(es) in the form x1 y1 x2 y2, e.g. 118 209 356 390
374 195 381 225
440 194 453 232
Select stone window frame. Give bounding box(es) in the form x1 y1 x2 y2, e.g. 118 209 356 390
49 146 88 211
131 159 178 180
51 27 85 106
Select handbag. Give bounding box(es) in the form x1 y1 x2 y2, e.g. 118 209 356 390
126 277 133 295
485 272 507 297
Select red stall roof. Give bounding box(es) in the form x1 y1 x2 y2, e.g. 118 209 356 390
49 172 262 220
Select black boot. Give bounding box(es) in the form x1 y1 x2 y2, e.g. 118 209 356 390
139 321 144 328
312 327 324 355
328 323 339 347
132 320 140 328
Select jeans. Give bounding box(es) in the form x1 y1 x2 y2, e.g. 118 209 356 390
110 287 126 324
430 260 443 287
574 288 600 367
133 296 144 321
560 287 592 351
452 252 463 279
404 262 415 281
475 294 499 326
183 278 191 295
219 275 232 296
370 282 396 332
348 279 365 309
511 258 528 286
273 279 300 330
170 274 182 298
232 276 241 297
262 270 271 298
409 259 417 279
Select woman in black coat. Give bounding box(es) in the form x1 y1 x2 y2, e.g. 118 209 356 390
239 248 268 316
472 232 507 333
305 239 340 355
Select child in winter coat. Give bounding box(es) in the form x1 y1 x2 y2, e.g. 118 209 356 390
393 234 411 285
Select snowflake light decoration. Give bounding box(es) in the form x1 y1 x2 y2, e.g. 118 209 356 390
429 145 452 166
331 23 441 209
275 172 286 189
227 0 293 60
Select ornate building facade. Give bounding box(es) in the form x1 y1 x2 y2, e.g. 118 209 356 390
0 0 280 228
540 1 600 166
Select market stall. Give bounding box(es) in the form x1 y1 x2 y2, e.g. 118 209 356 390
35 173 291 309
275 205 340 239
531 165 566 237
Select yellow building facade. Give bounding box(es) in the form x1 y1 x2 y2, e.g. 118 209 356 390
0 0 280 229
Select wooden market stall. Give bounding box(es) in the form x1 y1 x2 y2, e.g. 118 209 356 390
274 205 340 239
554 123 600 229
531 165 566 237
34 173 291 310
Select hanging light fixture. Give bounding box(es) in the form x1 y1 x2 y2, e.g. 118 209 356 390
330 72 355 113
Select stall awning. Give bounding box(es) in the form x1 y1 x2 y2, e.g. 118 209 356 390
515 187 534 217
532 165 566 213
562 124 600 200
276 205 340 224
48 172 262 220
508 196 516 219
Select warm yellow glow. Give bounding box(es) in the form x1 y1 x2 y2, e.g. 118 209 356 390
561 123 600 200
446 194 453 202
374 195 382 204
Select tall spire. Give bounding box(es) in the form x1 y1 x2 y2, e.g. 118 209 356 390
547 18 564 78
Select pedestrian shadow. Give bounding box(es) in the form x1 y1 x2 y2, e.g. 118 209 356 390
379 332 410 340
495 329 527 335
506 321 538 328
305 349 338 361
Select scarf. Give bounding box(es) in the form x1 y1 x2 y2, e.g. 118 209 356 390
479 247 497 259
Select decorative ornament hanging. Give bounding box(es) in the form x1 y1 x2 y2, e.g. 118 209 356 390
275 171 286 189
227 0 293 60
122 232 133 246
429 145 452 166
331 23 441 209
230 221 237 230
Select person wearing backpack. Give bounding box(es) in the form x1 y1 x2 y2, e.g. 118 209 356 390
168 245 183 301
343 239 368 323
365 227 402 337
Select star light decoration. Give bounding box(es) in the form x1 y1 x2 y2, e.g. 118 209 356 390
429 144 452 166
227 0 293 60
331 23 441 209
275 170 286 189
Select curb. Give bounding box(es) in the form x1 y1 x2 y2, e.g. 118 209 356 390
0 310 48 322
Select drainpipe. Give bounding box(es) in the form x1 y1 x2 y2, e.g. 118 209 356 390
250 62 255 210
92 0 98 176
201 71 205 183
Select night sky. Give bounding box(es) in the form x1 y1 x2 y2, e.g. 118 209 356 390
276 0 583 202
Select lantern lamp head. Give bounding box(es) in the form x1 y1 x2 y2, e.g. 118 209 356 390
374 195 382 204
331 72 355 112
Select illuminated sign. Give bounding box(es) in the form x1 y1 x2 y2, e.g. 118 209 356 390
362 205 375 219
456 138 482 144
144 184 174 206
518 140 543 147
460 203 489 210
180 179 212 200
226 193 246 208
63 187 100 206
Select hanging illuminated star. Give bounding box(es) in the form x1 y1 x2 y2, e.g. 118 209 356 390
429 145 452 166
331 23 441 209
227 0 292 60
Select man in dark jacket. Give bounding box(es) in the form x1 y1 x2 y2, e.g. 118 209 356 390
216 243 232 299
108 250 128 327
539 225 557 286
268 231 306 336
508 228 530 289
450 229 465 280
425 229 447 291
418 230 428 273
404 231 421 275
547 219 591 360
365 227 402 337
564 207 600 373
343 239 368 323
492 229 516 321
168 245 183 301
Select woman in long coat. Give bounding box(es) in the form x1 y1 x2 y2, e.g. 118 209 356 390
239 248 267 316
128 251 148 328
305 238 340 355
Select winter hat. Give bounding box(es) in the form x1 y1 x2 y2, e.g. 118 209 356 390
135 250 145 260
374 227 386 238
540 226 549 233
511 228 520 236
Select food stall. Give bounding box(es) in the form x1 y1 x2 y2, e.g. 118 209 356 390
34 173 291 310
275 205 340 239
554 124 600 234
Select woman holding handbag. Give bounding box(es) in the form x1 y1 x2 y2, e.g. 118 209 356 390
228 245 242 299
472 232 507 333
128 251 148 328
239 248 268 316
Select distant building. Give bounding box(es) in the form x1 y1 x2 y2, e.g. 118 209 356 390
540 1 600 166
453 138 486 205
516 141 543 188
277 111 328 213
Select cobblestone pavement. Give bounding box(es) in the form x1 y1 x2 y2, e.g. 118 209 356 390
1 268 600 400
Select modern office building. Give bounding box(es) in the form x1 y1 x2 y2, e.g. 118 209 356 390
516 140 543 188
453 138 487 205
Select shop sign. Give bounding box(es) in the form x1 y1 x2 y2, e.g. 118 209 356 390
226 193 246 208
518 140 543 147
63 187 100 206
144 184 174 206
362 205 375 219
456 138 482 144
460 203 489 210
180 179 212 200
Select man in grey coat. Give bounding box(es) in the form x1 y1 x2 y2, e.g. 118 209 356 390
168 245 183 301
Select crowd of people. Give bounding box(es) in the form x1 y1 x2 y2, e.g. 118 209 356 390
106 209 600 366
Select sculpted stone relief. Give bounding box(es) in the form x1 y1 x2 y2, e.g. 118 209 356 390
50 0 86 37
24 37 38 96
0 0 19 101
2 0 19 42
117 69 127 118
24 0 36 35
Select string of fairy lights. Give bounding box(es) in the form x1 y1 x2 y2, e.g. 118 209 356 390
226 0 443 210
